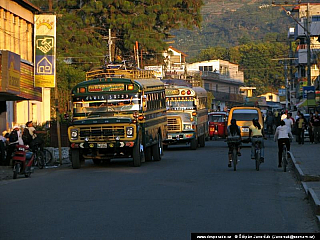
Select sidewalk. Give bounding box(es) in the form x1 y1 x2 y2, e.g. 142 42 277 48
289 140 320 227
0 147 70 180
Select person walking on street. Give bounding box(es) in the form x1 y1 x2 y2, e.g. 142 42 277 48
274 110 281 127
265 111 274 138
296 113 306 144
311 111 320 144
0 131 7 166
308 112 314 144
283 113 293 133
274 120 293 168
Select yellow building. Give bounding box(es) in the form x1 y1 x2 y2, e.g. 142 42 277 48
0 0 51 132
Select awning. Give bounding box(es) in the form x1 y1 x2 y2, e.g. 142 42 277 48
296 99 316 107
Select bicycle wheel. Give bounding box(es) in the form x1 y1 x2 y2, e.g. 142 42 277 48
282 147 287 172
255 150 260 171
36 151 45 169
232 147 237 171
43 149 53 165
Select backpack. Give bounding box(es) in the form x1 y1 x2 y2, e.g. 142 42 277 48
9 130 18 143
22 128 33 145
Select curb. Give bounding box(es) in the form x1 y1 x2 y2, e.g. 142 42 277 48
291 153 320 228
309 188 320 215
289 152 320 182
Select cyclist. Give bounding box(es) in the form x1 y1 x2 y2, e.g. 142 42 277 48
226 119 241 168
274 120 293 168
249 118 266 162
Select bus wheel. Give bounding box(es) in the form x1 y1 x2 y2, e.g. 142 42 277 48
133 136 143 167
190 138 198 150
199 135 205 147
145 147 152 162
93 159 102 165
71 149 81 169
152 133 162 161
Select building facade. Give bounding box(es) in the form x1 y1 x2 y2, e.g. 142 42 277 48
186 60 244 110
292 3 320 109
0 0 51 132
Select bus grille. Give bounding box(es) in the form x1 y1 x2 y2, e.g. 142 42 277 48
167 117 182 132
79 126 125 141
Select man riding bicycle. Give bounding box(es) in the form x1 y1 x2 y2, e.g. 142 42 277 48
274 120 293 168
249 118 266 162
226 119 241 168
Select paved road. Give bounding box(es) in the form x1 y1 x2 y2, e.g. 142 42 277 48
0 139 318 240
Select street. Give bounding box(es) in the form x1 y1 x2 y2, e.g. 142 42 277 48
0 139 318 240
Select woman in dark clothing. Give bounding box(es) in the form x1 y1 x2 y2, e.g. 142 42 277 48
226 119 241 168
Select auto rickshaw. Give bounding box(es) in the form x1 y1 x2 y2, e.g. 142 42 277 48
208 112 228 140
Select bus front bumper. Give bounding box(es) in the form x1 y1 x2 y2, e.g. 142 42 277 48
163 132 196 145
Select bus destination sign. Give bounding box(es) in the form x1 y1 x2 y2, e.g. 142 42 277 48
88 84 124 92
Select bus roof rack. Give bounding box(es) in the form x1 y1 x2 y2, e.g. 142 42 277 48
86 68 156 81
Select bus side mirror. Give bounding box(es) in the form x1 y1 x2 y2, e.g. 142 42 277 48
142 95 147 111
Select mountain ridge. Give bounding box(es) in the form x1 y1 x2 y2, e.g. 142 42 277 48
172 0 293 59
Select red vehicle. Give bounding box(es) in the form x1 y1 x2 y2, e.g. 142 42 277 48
208 112 228 140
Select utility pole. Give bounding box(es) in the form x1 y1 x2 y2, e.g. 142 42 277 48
48 0 62 164
306 3 312 86
272 2 313 87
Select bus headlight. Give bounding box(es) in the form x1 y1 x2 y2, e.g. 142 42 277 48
183 124 192 130
71 129 78 140
126 127 134 138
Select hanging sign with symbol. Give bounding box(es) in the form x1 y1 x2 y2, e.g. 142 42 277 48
34 15 56 88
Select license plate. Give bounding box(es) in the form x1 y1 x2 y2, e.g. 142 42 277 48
241 128 249 132
97 143 108 148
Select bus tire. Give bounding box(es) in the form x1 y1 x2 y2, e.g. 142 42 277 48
145 147 152 162
152 133 162 161
190 138 198 150
71 149 81 169
199 135 205 147
93 159 102 165
133 135 143 167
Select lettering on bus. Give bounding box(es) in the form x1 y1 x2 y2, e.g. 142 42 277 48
88 84 124 92
165 89 180 96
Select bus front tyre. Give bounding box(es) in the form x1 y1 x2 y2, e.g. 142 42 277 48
71 149 81 169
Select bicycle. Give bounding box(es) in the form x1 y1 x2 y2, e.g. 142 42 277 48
253 139 262 171
227 137 241 171
31 143 45 169
42 148 53 166
281 142 288 172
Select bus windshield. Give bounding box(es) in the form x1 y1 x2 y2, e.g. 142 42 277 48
209 115 225 122
166 97 195 110
73 93 140 115
232 109 258 121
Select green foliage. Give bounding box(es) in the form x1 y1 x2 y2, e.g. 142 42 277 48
192 41 289 96
29 0 203 118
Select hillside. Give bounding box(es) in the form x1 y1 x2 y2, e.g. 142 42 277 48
171 0 293 59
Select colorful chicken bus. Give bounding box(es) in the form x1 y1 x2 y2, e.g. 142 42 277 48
68 68 167 168
163 85 208 150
